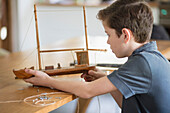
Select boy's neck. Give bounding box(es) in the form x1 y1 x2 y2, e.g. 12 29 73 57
127 41 148 57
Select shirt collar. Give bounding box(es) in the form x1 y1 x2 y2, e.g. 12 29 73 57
132 41 157 55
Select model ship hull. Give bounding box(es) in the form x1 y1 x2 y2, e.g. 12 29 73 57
13 65 95 79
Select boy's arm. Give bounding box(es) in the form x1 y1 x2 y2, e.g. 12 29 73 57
49 76 117 98
110 90 123 108
24 69 117 99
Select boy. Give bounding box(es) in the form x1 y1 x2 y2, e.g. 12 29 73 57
24 0 170 112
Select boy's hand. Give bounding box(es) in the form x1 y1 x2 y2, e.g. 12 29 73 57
24 69 51 87
81 68 107 82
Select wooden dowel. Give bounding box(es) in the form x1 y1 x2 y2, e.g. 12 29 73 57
40 48 85 53
83 6 89 51
34 4 42 70
87 49 107 52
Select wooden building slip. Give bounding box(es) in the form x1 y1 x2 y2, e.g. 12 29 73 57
13 5 106 79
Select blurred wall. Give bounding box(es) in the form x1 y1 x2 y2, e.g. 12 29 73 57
11 0 160 52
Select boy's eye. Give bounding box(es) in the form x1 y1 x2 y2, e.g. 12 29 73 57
107 34 110 37
105 32 110 37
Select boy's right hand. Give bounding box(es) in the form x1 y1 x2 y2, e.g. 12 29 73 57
81 68 107 82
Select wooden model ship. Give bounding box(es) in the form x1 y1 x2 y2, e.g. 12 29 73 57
13 5 106 79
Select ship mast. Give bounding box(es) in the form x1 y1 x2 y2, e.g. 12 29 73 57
82 6 106 52
33 5 106 69
83 6 89 51
34 4 42 70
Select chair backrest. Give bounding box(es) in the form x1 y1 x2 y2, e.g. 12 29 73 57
151 24 170 40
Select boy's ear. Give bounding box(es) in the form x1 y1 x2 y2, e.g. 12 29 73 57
122 28 131 43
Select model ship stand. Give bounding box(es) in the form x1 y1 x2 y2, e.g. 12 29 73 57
13 5 106 79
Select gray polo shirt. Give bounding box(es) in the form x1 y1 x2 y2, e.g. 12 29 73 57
108 41 170 113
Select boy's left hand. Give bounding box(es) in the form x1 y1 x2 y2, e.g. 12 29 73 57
81 68 107 82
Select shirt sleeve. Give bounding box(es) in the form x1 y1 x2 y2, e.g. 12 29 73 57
107 54 152 99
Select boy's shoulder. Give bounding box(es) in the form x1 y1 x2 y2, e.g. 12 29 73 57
131 48 170 71
131 41 168 62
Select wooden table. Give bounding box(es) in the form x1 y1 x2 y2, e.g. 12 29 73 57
0 51 80 113
0 37 170 113
0 37 85 113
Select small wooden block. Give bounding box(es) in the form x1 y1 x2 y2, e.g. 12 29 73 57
45 65 54 70
76 51 89 65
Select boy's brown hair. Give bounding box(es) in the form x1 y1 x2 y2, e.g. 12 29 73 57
97 0 153 43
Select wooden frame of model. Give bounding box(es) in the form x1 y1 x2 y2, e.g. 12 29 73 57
13 4 106 79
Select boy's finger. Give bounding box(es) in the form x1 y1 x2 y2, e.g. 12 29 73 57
81 73 86 78
23 77 34 83
25 69 35 74
81 74 83 78
88 70 98 76
25 69 42 76
84 75 95 82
